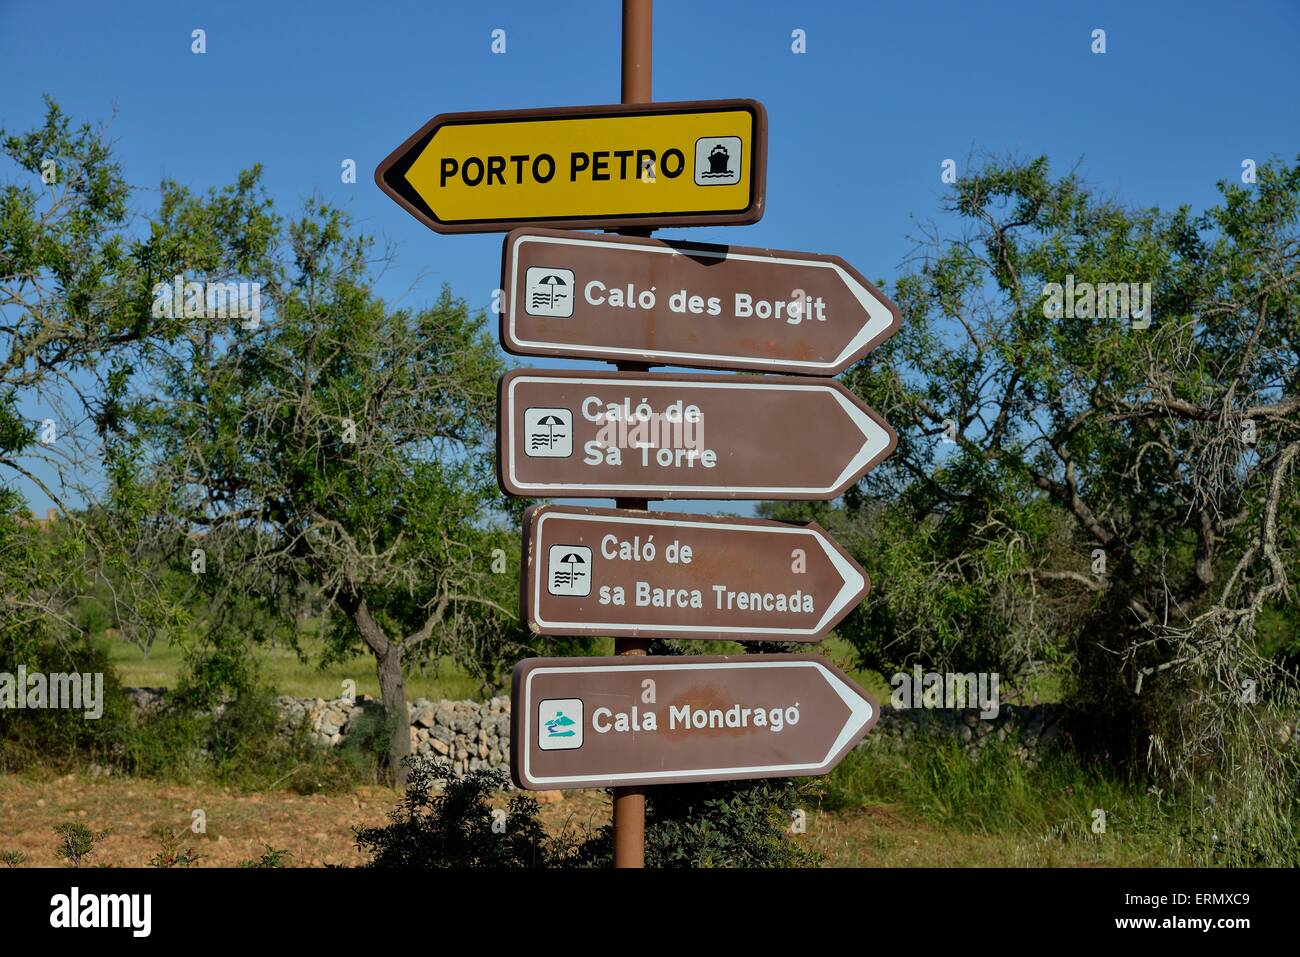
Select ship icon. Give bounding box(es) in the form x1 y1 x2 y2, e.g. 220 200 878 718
701 143 733 178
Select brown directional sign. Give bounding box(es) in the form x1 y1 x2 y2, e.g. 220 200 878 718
523 504 868 642
501 228 900 375
512 654 879 789
375 99 766 234
497 369 895 500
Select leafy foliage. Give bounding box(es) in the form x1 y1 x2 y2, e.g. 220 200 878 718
148 828 202 868
0 629 135 773
52 822 108 867
110 176 571 779
355 760 562 868
770 154 1300 859
1 99 184 656
641 779 819 868
239 846 290 868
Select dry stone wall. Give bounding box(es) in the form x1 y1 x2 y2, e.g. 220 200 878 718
277 694 512 775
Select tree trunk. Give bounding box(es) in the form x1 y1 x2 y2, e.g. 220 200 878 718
376 642 411 787
342 592 412 788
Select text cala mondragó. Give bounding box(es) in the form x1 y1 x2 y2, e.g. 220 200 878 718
591 701 804 734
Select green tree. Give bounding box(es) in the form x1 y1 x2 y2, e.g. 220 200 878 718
0 98 205 665
1 99 145 647
119 178 534 781
1 101 186 752
773 155 1300 861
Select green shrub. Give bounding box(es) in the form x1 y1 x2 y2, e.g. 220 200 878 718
239 845 290 868
356 760 562 867
0 638 136 773
148 828 202 868
643 779 820 868
74 598 113 636
121 685 382 793
53 823 108 867
569 779 820 868
355 757 819 869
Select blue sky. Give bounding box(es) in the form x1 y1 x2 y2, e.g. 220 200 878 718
2 0 1298 515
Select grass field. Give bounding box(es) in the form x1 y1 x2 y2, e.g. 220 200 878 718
816 744 1207 866
97 634 487 702
95 632 898 703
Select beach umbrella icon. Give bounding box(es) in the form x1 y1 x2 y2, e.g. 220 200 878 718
530 273 569 308
533 413 566 450
553 551 587 587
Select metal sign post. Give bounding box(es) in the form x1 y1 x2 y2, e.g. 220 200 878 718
612 0 654 871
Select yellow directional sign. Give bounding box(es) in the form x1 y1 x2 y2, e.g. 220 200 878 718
375 99 767 234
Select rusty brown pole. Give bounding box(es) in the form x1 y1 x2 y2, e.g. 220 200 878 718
611 0 653 870
621 0 653 104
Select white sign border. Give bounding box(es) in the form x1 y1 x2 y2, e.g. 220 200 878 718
530 510 864 637
504 374 893 496
520 658 875 788
506 232 896 371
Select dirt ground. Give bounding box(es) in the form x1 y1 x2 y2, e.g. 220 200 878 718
0 772 614 867
0 771 1108 868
